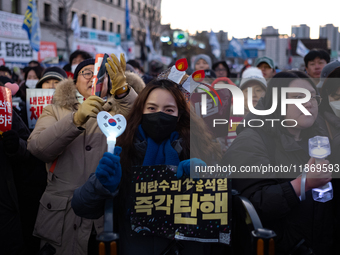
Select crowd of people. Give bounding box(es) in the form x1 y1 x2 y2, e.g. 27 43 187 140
1 48 340 255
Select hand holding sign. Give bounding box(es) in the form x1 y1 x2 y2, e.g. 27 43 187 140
177 158 206 179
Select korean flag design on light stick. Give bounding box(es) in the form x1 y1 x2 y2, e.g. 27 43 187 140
97 112 127 153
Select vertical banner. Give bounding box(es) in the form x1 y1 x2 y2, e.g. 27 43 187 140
22 0 41 51
125 0 131 41
0 87 12 134
129 165 232 245
26 89 54 129
91 53 109 98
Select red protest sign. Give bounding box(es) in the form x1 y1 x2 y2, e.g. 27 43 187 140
38 41 57 62
0 86 12 134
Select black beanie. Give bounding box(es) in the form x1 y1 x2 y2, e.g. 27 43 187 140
36 67 68 88
73 58 95 83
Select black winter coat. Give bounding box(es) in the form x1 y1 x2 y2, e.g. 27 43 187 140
222 102 334 255
0 110 47 255
319 110 340 254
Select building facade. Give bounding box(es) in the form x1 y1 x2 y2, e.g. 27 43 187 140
0 0 161 62
319 24 340 58
291 24 310 39
257 26 288 70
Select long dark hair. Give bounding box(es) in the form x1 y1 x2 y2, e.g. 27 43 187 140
319 67 340 114
117 79 221 173
118 79 189 170
24 66 44 81
115 79 222 219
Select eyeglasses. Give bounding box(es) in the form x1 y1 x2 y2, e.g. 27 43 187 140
80 70 94 79
288 94 321 105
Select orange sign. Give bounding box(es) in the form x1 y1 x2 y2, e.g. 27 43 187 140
38 42 57 62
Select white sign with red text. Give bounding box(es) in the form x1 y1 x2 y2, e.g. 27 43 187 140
26 89 54 129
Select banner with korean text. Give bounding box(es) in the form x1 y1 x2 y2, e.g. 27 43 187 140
129 165 231 245
0 87 12 134
26 89 54 129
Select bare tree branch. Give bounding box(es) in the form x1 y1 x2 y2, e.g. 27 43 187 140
47 0 77 58
132 0 161 51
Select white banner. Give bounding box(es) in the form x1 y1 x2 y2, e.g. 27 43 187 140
78 27 121 46
0 38 38 62
26 89 54 129
72 41 126 57
0 10 28 39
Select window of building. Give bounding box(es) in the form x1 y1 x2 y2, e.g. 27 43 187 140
81 14 87 27
149 8 154 19
117 0 121 6
11 0 21 14
71 11 76 21
102 20 106 31
44 3 51 22
131 0 134 12
92 17 96 29
59 7 65 24
143 4 147 18
109 22 113 32
117 24 121 34
137 2 141 14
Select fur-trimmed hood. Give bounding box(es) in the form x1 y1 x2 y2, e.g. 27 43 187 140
52 71 145 111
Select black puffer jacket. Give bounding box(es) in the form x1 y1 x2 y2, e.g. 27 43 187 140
222 99 334 255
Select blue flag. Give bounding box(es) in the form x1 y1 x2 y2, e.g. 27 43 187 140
22 0 41 51
125 0 131 41
227 38 247 59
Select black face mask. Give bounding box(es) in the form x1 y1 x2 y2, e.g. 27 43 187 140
141 112 178 144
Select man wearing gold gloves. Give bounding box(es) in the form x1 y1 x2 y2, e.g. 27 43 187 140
27 54 145 255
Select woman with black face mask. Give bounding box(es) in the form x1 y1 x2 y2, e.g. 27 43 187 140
72 79 224 255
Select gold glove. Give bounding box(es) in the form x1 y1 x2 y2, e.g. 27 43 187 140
73 96 105 126
105 53 129 96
